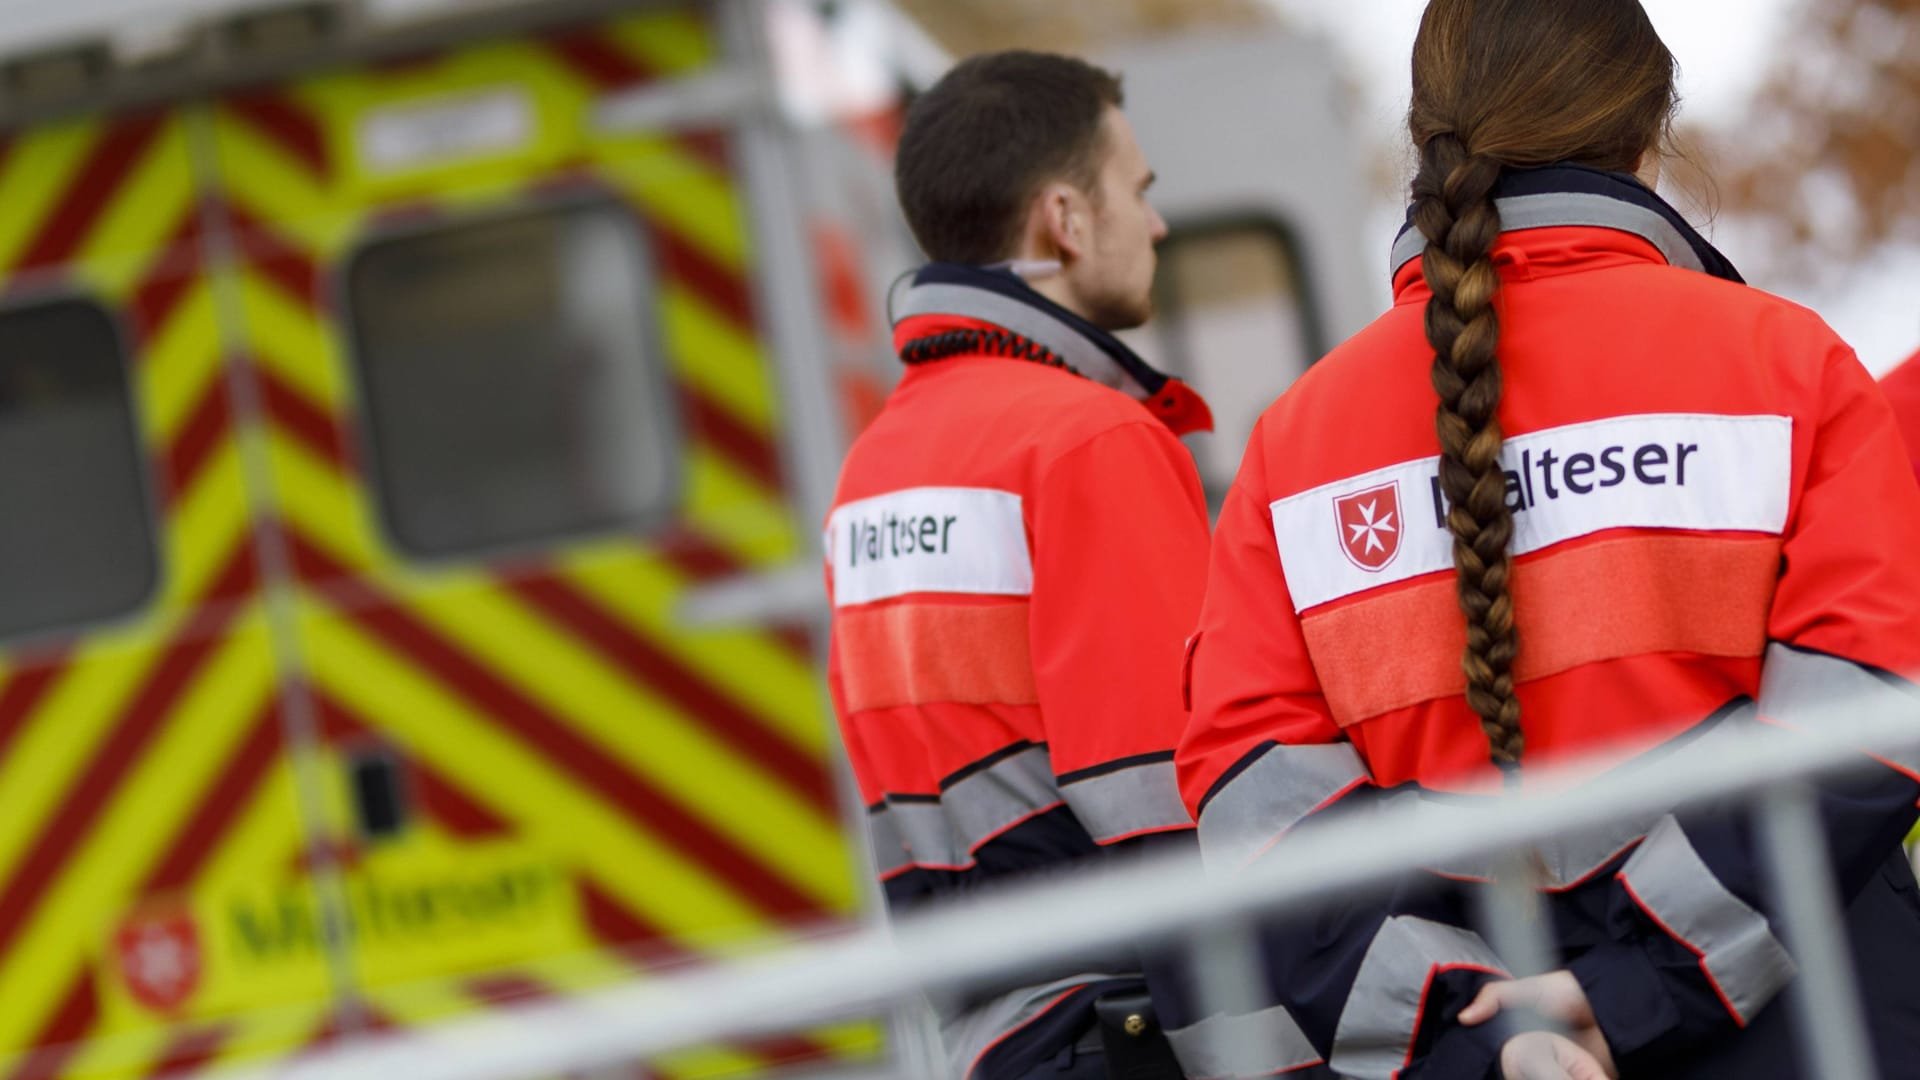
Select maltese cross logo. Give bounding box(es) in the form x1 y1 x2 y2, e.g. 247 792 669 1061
1333 481 1402 572
114 906 203 1013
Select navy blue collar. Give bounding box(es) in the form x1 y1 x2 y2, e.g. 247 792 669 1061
894 262 1177 398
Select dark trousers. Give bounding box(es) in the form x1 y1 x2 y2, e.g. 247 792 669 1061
1008 1041 1106 1080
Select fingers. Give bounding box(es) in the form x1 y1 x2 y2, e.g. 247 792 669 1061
1559 1042 1612 1080
1499 1032 1566 1080
1459 980 1518 1026
1501 1033 1610 1080
1464 971 1595 1026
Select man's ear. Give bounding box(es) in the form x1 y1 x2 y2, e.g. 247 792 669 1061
1039 183 1085 263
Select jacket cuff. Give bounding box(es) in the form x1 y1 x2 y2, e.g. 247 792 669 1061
1422 1018 1506 1080
1569 941 1681 1062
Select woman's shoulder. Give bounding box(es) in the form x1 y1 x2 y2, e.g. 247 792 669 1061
1630 264 1850 357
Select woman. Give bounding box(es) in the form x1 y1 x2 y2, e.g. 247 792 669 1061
1172 1 1920 1078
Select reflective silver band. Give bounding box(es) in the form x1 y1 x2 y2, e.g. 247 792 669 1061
1618 814 1796 1024
870 745 1062 875
941 972 1129 1080
1405 792 1657 889
1760 642 1920 776
1060 758 1191 844
1389 192 1707 278
1197 742 1369 872
895 282 1143 395
1165 1005 1323 1080
1329 917 1507 1080
1412 704 1764 887
866 801 912 879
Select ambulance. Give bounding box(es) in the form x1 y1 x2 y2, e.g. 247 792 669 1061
0 0 1371 1076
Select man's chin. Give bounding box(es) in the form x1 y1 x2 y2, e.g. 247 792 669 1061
1090 297 1154 333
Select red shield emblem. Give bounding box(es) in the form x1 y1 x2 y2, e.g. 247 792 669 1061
1333 481 1402 572
114 908 203 1012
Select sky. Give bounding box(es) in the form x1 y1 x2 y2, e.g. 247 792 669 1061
1270 0 1920 374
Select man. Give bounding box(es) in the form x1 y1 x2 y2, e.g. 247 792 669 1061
823 51 1211 1080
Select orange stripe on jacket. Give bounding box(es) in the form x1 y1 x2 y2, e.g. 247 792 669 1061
838 600 1035 712
1301 533 1780 724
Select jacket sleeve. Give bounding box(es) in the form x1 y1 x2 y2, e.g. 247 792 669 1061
1571 344 1920 1068
1171 418 1507 1080
1027 419 1209 848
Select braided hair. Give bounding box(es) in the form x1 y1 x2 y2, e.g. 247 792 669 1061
1412 134 1522 769
1408 0 1678 775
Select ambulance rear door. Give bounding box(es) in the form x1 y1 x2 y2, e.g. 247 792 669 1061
192 1 878 1073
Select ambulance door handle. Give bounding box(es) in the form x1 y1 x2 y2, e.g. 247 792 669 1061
675 561 826 628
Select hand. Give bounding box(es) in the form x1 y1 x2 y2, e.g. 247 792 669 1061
1461 971 1616 1078
1499 1032 1612 1080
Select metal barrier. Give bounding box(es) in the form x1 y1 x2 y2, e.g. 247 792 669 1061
221 693 1920 1080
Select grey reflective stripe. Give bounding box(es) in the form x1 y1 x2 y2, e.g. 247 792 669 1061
1330 917 1507 1080
883 745 1063 872
1761 642 1920 775
866 804 912 878
940 972 1129 1080
1619 814 1796 1024
1165 1006 1322 1080
1059 759 1191 844
1389 192 1707 278
1412 704 1765 887
1197 743 1369 871
895 282 1143 396
1406 793 1659 888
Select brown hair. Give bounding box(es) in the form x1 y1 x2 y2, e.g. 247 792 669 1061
1409 0 1676 771
894 50 1123 265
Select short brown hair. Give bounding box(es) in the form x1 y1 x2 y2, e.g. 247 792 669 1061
894 50 1124 265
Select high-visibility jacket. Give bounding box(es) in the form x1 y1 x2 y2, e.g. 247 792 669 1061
1877 347 1920 484
825 263 1210 1079
1174 168 1920 1079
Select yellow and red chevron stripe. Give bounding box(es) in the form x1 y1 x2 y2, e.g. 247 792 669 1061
0 95 331 1080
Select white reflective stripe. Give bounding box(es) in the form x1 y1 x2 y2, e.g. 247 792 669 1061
941 973 1131 1080
1197 743 1369 872
1390 192 1708 277
827 487 1032 607
1329 917 1508 1080
1166 1006 1323 1079
1761 643 1920 776
1618 814 1796 1024
1059 758 1191 844
1271 413 1793 612
882 746 1063 872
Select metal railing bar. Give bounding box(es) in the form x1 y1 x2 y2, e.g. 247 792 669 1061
1756 783 1879 1080
218 700 1920 1080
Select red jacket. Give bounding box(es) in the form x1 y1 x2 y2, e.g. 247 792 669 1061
1877 347 1920 484
829 353 1207 854
825 265 1210 1078
1177 172 1920 1079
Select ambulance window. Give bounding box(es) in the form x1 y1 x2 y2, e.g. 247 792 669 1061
345 200 680 560
1123 221 1320 510
0 297 158 640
